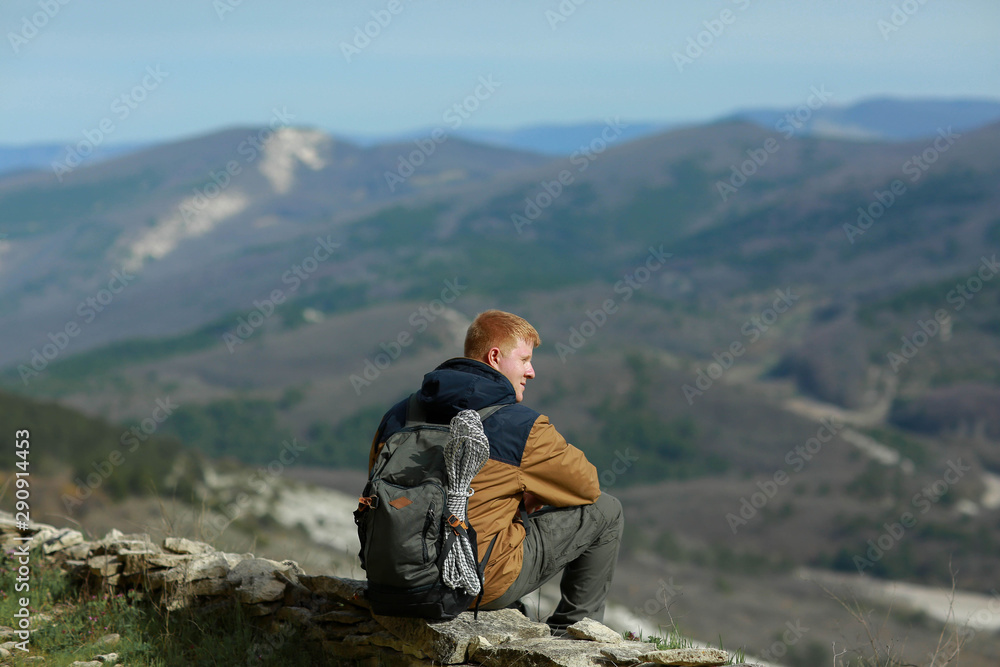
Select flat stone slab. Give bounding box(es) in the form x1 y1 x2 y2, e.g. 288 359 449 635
598 642 660 664
183 553 231 582
227 557 296 604
87 555 122 576
299 575 370 608
62 543 94 560
144 568 186 590
163 537 214 554
186 577 231 596
475 636 629 667
149 553 196 568
121 551 177 576
566 618 624 644
96 530 158 555
373 607 550 664
638 647 730 666
39 528 85 554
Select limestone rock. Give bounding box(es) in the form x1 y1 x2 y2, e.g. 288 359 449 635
566 617 623 643
121 550 174 576
299 574 369 608
96 530 157 555
227 557 296 604
29 525 61 544
69 661 101 667
280 559 305 576
163 537 214 554
361 627 429 655
475 636 617 667
186 577 231 596
144 567 186 590
0 511 762 667
87 555 122 577
142 553 195 569
373 607 550 664
638 647 729 666
322 619 382 640
276 606 314 625
599 642 661 664
39 527 85 554
312 607 371 625
221 552 254 568
62 543 94 560
468 635 492 656
326 635 409 663
98 528 123 542
183 553 231 582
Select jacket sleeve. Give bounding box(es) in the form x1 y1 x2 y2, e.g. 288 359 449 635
519 415 600 507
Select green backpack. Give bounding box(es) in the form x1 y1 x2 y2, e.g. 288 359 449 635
354 395 504 619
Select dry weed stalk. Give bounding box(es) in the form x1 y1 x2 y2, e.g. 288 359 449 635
818 564 970 667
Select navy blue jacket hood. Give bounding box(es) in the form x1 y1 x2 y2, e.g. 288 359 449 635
373 357 540 467
415 358 517 422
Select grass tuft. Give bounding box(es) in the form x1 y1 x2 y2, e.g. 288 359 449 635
0 547 332 666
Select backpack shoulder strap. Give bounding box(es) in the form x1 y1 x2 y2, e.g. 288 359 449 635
476 403 508 421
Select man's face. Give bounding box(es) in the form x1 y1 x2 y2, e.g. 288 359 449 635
494 338 535 402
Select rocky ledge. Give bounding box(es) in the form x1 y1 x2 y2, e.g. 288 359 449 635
0 514 760 667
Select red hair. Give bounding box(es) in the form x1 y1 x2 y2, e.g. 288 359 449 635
464 310 540 361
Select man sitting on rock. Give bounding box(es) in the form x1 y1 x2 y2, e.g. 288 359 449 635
368 309 624 631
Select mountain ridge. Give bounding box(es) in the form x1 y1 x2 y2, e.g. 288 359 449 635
4 96 999 177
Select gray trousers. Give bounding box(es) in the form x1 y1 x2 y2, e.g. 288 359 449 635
482 492 624 628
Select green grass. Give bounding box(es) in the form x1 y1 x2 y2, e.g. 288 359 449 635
624 628 695 650
0 548 335 666
623 627 745 664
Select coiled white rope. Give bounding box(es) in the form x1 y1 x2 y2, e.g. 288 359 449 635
442 409 491 595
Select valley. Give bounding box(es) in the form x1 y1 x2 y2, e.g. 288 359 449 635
2 110 999 666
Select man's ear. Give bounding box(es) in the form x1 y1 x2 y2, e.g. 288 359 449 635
485 346 502 370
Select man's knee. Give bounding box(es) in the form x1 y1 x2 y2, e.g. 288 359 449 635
595 493 624 538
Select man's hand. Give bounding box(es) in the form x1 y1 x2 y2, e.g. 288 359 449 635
522 491 543 514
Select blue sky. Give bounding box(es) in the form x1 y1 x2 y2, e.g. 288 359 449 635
2 0 998 144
